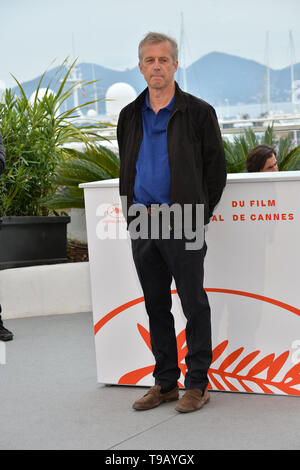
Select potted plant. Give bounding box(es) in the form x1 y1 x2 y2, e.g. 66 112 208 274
0 59 106 269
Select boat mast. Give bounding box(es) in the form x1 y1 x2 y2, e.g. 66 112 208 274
92 64 99 115
179 12 188 92
264 31 271 114
68 33 83 116
289 30 295 93
289 29 300 110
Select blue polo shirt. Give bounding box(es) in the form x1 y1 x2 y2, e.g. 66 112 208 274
133 91 175 206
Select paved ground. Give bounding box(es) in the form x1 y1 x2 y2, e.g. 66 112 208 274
0 312 300 450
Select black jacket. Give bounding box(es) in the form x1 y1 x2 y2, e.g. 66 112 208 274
0 132 5 175
117 82 227 225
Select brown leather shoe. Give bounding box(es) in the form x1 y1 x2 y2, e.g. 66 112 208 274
175 388 210 413
132 385 179 410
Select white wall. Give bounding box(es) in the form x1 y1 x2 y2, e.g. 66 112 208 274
0 262 92 319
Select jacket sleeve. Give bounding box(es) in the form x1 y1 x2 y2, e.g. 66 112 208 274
0 132 5 175
117 107 126 160
202 106 227 217
116 107 128 221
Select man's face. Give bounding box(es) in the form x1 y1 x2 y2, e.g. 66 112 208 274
139 41 178 90
261 154 278 172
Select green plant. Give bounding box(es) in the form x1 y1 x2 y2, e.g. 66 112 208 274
223 125 300 173
0 59 107 216
44 144 120 210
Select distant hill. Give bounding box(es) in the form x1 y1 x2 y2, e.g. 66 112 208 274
183 51 299 105
185 52 266 105
11 51 300 114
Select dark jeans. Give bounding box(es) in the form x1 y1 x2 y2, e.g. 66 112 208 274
131 234 212 391
0 305 3 326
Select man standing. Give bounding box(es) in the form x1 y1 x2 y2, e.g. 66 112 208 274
117 32 226 413
0 131 14 341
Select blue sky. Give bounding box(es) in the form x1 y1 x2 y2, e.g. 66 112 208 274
1 0 300 88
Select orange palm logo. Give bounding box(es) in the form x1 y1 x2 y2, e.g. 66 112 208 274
118 324 300 395
94 289 300 395
118 324 187 387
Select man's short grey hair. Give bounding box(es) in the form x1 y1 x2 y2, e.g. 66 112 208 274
138 32 178 64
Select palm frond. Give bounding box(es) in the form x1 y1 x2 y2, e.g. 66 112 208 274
44 188 85 210
44 145 120 210
278 144 300 170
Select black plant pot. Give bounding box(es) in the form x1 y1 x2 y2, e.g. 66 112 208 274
0 216 70 270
